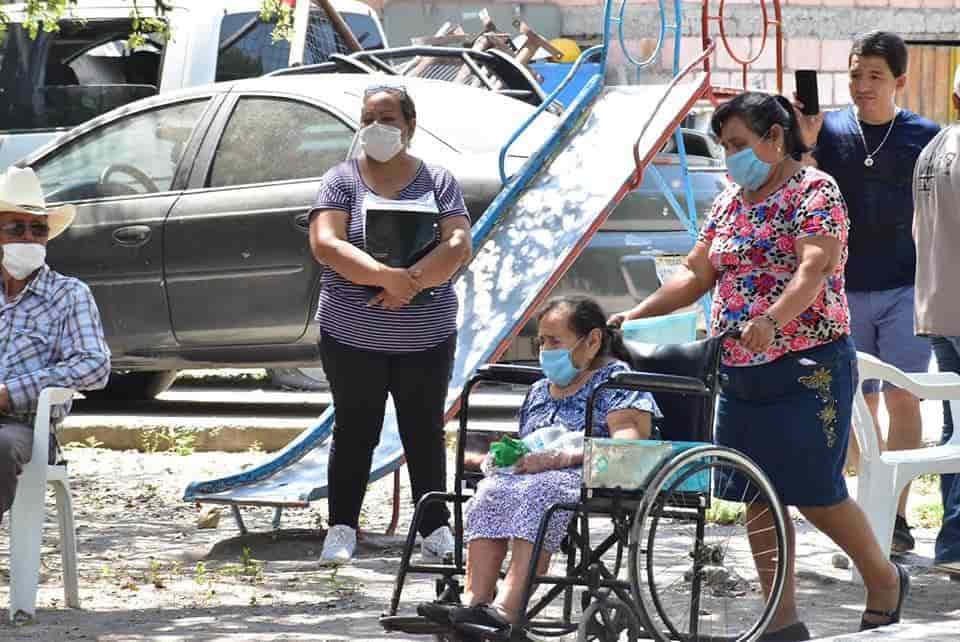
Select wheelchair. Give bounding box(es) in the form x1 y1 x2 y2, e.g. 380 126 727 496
380 333 789 641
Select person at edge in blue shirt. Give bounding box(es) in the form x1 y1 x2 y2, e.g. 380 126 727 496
794 31 940 556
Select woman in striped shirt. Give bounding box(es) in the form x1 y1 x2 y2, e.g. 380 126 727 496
309 85 472 565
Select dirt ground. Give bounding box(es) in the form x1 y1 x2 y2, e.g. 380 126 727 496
1 447 958 642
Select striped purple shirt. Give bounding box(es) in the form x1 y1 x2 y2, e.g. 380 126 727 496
311 160 469 353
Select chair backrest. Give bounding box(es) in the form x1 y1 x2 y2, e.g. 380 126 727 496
851 352 888 462
622 334 725 442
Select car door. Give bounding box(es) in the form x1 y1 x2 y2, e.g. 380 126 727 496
33 96 218 361
164 93 354 347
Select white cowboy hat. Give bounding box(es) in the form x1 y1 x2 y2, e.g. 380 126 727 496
0 166 75 239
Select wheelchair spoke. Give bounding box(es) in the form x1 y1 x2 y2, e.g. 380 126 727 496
630 447 788 642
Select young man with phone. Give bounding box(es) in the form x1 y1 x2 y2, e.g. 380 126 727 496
794 31 940 554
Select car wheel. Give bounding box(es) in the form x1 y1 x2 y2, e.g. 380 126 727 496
268 367 329 391
83 370 179 401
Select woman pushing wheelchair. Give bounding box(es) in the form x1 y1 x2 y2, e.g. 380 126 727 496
611 92 907 639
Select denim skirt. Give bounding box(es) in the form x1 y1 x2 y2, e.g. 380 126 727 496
715 336 857 507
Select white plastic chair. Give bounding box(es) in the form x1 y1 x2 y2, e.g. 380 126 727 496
8 387 79 622
851 353 960 582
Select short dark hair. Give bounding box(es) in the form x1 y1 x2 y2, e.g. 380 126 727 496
537 296 632 364
849 30 908 78
363 84 416 123
710 92 809 161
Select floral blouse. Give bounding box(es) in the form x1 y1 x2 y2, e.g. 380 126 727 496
698 167 850 367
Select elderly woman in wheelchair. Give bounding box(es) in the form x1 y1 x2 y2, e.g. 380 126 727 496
417 296 660 635
382 292 798 641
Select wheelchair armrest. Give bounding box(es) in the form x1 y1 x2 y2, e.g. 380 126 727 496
607 371 710 396
472 363 544 386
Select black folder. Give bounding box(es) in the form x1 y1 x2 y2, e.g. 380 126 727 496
364 201 439 306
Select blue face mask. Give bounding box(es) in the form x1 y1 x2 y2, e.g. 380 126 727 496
726 146 773 191
539 337 585 386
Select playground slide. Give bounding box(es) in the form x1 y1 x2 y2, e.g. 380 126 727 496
183 75 709 509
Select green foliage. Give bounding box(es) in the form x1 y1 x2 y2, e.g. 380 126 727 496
705 499 745 525
258 0 295 42
62 435 104 450
127 1 170 49
14 0 78 39
0 1 290 44
140 427 196 456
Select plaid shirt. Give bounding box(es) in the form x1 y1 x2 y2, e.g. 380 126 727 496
1 265 110 423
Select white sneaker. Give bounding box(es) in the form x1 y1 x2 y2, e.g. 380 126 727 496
319 524 356 566
421 525 455 560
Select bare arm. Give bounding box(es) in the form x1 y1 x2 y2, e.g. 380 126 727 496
309 209 418 301
739 236 840 352
611 241 717 325
607 408 653 441
409 215 472 288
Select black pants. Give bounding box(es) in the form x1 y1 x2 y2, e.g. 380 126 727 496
320 331 455 537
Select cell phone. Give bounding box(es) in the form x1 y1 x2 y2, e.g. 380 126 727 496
795 70 820 115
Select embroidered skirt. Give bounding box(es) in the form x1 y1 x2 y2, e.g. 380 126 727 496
715 336 857 507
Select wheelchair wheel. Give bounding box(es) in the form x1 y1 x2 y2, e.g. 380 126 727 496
628 446 788 642
576 595 641 642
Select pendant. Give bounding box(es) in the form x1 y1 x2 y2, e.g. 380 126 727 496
864 156 874 167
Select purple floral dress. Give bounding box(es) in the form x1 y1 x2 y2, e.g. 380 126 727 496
465 361 660 552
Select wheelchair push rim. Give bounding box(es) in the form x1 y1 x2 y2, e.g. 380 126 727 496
628 445 788 642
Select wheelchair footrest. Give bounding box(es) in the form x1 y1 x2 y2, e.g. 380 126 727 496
379 615 451 635
454 622 515 641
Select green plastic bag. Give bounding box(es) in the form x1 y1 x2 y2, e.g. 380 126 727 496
489 436 530 468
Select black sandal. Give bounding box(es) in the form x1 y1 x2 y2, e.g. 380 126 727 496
417 600 462 625
449 603 513 638
860 562 910 631
759 621 811 640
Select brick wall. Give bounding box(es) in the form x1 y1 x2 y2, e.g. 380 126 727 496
553 0 960 108
365 0 959 109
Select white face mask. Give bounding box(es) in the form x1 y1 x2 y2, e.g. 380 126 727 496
359 123 404 163
2 243 46 280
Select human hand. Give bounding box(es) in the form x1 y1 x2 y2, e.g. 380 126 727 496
378 266 420 302
738 315 777 354
607 311 629 328
368 291 409 309
480 452 497 477
791 93 824 149
515 450 569 474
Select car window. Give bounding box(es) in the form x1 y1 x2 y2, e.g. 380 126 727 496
35 99 209 202
216 13 293 82
217 8 360 82
0 20 163 133
340 13 384 50
207 97 353 188
303 10 357 65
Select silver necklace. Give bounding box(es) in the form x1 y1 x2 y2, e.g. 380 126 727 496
853 106 900 168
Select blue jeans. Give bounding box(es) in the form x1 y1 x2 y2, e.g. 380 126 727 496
930 336 960 564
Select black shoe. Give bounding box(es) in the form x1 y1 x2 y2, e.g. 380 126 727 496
891 515 915 553
417 600 461 625
860 562 910 631
760 621 811 640
449 603 512 636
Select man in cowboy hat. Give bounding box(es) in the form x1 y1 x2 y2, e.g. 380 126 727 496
0 166 110 524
